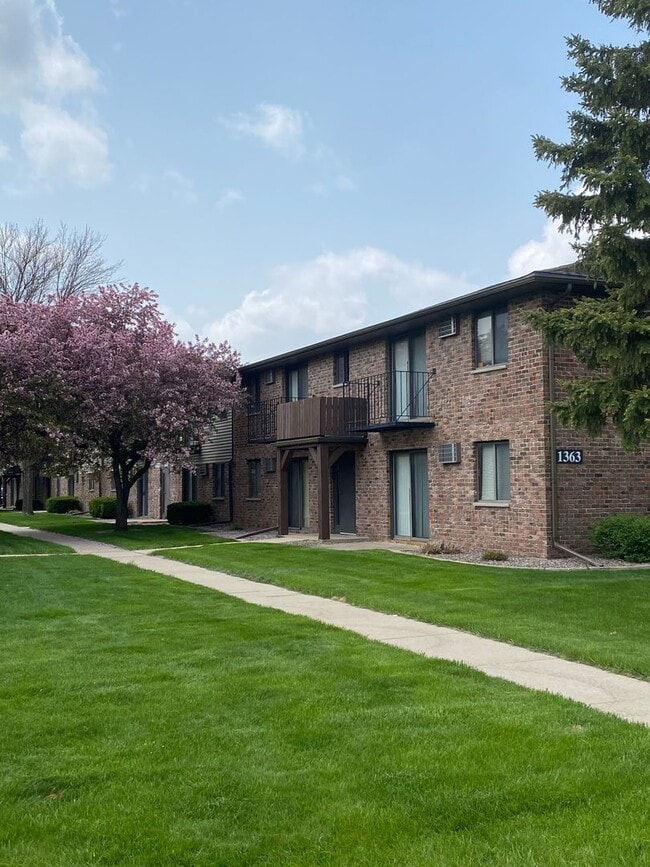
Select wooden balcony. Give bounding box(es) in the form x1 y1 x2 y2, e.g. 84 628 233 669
276 396 367 445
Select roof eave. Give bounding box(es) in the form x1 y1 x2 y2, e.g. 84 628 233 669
240 268 597 373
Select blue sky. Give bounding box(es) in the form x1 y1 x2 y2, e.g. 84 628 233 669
0 0 633 361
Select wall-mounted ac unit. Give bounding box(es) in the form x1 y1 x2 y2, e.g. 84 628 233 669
264 457 277 473
200 463 209 476
438 316 457 338
439 442 460 464
264 369 275 385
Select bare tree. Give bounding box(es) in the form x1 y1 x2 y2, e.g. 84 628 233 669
0 220 122 301
0 219 121 513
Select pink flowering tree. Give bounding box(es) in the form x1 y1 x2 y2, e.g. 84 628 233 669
0 297 76 512
1 285 243 528
60 285 243 529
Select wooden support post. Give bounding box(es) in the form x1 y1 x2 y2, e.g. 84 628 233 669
278 449 290 535
316 443 330 541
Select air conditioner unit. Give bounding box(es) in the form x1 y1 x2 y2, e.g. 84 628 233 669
439 442 460 464
264 369 275 385
200 463 209 476
438 316 457 338
264 457 277 473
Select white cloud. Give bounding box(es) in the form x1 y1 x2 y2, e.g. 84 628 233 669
507 219 578 277
0 0 97 108
222 103 305 158
203 247 475 362
311 174 358 197
164 169 198 203
215 187 244 209
20 101 110 187
109 0 127 19
0 0 107 188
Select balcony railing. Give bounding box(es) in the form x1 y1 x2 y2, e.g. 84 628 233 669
247 398 281 442
343 370 434 431
276 396 367 443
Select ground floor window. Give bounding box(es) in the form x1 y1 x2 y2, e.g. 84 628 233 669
392 450 429 539
476 441 510 501
213 462 226 498
247 459 261 499
182 468 198 501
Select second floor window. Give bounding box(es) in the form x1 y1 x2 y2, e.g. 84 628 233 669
286 364 308 401
475 309 508 367
246 374 261 410
333 350 349 385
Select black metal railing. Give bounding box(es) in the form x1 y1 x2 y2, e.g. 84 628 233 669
343 370 433 430
247 398 282 442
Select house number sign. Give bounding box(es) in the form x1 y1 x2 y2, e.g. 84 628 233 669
556 449 583 464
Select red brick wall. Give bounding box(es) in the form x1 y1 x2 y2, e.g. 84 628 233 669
230 294 648 556
552 347 650 551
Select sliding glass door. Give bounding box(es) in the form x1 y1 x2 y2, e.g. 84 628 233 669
391 333 427 420
392 450 429 539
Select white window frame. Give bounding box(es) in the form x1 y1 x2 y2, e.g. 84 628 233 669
476 441 510 503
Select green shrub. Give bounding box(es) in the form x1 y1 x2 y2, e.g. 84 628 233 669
89 496 117 519
89 497 133 519
589 513 650 563
45 496 82 514
14 499 44 511
482 549 508 562
167 501 214 526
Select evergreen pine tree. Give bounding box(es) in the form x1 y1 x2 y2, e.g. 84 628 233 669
531 0 650 450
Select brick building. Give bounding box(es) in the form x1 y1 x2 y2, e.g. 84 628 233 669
4 265 647 555
229 266 649 557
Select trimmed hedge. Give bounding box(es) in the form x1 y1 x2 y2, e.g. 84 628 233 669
14 499 44 511
45 496 82 513
89 497 133 519
589 513 650 563
89 497 117 519
167 500 214 526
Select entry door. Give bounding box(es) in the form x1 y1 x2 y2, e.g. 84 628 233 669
288 458 308 528
137 470 149 517
392 451 429 538
333 452 356 534
392 333 426 420
160 467 171 516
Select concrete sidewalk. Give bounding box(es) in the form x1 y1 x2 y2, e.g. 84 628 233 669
3 522 649 727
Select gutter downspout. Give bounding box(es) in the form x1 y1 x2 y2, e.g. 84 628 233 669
547 335 602 568
227 411 234 525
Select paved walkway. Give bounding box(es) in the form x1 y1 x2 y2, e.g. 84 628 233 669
3 522 649 727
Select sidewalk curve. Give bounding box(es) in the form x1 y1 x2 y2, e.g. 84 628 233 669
3 522 649 727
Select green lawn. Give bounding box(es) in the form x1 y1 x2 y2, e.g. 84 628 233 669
0 531 73 555
0 511 228 550
1 555 648 865
158 544 650 678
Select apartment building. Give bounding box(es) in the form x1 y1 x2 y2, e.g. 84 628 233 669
229 266 649 557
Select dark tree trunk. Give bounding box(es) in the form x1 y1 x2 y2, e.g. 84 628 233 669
113 463 129 531
20 460 35 515
115 492 129 531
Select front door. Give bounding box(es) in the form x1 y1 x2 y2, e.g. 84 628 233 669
288 458 308 528
137 470 149 517
160 467 171 517
333 452 356 534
